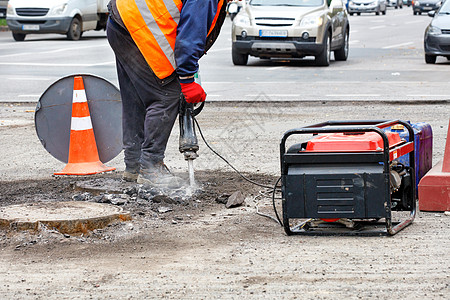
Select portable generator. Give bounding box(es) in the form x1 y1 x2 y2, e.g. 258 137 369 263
280 120 417 236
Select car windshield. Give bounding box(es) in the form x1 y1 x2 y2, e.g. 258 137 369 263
438 0 450 14
250 0 324 7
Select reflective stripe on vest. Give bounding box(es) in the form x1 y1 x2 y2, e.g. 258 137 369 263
117 0 183 79
208 0 224 37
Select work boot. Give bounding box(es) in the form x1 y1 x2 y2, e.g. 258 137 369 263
137 163 184 189
122 166 140 182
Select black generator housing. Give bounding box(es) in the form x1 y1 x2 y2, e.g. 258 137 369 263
280 120 417 236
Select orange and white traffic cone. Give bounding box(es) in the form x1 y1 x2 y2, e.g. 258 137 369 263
54 76 116 175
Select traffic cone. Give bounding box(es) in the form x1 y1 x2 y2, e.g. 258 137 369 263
418 119 450 211
54 76 116 175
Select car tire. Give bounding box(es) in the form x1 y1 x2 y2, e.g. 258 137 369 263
376 9 380 15
425 54 436 64
12 33 26 42
413 11 417 15
382 9 386 15
67 17 82 41
334 29 349 61
349 12 354 16
315 31 331 66
357 12 361 15
232 44 248 65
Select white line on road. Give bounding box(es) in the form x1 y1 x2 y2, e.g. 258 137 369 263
0 61 115 67
382 42 414 49
207 47 231 53
8 77 52 81
369 25 387 30
405 20 425 25
407 95 450 97
19 95 40 97
245 94 301 97
326 94 381 97
0 44 107 58
265 66 285 71
349 40 360 44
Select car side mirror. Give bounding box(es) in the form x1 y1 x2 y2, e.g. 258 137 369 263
428 10 435 17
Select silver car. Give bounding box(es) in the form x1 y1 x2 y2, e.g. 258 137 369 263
231 0 350 66
348 0 387 15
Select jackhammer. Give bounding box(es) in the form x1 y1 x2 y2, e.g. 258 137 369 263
179 97 204 188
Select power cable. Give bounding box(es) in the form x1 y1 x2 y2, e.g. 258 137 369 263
193 116 283 226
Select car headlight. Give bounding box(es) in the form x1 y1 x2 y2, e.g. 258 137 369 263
300 14 323 28
370 1 377 5
6 4 15 16
436 1 442 6
349 0 354 4
428 25 442 35
414 1 420 5
234 14 251 27
50 3 68 15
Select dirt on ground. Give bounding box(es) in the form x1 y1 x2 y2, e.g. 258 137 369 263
0 101 449 299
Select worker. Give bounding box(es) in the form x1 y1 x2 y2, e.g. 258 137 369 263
106 0 226 188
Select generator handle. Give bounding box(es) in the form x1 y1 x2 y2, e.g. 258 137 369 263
280 119 415 175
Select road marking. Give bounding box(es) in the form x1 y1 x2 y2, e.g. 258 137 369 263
8 77 52 81
349 40 360 44
407 94 450 97
18 95 40 97
405 20 425 25
245 94 301 97
371 20 386 23
207 47 231 53
369 25 387 30
265 66 285 71
0 61 115 67
0 45 107 58
382 42 414 49
326 94 381 97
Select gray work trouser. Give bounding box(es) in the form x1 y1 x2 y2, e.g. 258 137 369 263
106 17 181 170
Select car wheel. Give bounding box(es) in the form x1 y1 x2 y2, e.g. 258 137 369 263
413 11 417 15
349 12 354 16
425 54 436 64
334 29 349 61
376 9 380 15
447 56 450 61
232 44 248 65
67 17 82 41
357 12 361 15
382 8 386 15
315 31 331 66
419 12 422 15
12 33 26 42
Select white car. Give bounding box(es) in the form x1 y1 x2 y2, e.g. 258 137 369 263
6 0 109 41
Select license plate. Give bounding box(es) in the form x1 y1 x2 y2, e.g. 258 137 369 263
259 30 288 38
23 24 40 31
423 6 431 10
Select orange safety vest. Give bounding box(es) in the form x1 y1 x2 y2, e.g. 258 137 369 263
117 0 224 80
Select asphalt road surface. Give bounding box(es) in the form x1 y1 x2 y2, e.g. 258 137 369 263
0 7 449 102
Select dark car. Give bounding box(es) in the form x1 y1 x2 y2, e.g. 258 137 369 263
413 0 442 15
424 0 450 64
0 0 8 18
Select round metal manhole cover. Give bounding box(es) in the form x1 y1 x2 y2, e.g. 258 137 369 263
0 201 131 234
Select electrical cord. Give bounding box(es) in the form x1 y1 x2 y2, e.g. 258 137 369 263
193 116 276 189
193 116 283 226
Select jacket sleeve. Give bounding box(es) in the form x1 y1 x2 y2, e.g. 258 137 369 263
175 0 219 82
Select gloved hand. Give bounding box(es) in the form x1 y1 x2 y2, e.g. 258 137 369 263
180 82 206 104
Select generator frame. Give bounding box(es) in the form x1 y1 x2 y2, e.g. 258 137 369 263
280 120 417 236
